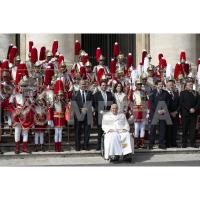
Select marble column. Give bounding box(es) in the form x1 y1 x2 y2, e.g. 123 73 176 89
24 34 81 65
150 34 200 68
0 34 16 60
135 34 150 66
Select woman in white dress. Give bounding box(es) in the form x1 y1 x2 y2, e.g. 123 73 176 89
113 82 128 114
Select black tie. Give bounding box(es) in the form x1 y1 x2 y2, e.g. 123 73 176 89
82 91 85 103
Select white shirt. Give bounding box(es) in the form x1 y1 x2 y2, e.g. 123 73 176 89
80 89 87 102
100 90 107 107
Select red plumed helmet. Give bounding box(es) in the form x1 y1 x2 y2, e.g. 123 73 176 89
180 51 186 62
198 58 200 66
39 46 46 61
31 47 38 64
58 54 64 71
160 58 167 69
141 49 147 65
52 40 58 56
15 63 28 85
7 44 13 59
29 41 34 53
75 40 81 55
126 53 133 69
110 58 116 74
1 60 9 70
96 47 102 62
158 53 163 61
113 42 119 57
9 46 17 63
97 68 105 83
54 79 64 95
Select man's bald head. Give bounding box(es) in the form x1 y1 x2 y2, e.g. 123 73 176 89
111 104 118 115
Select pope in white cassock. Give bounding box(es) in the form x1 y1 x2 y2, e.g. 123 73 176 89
102 104 134 162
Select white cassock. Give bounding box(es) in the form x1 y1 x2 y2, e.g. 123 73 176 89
102 112 134 159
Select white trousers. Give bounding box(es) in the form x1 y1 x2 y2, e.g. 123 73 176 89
54 128 63 142
134 121 145 138
14 123 28 142
104 131 134 160
35 132 44 145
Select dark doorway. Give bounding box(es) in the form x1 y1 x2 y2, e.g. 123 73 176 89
81 34 136 66
15 34 20 55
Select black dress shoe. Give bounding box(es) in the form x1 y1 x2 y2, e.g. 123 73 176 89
0 151 4 155
110 155 120 162
123 154 132 162
75 148 81 151
148 145 153 150
83 146 89 151
15 151 19 154
159 145 166 149
191 144 198 148
182 144 187 148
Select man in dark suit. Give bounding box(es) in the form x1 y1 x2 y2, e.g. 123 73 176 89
149 80 172 149
180 80 200 148
72 79 94 151
93 80 116 150
165 79 179 147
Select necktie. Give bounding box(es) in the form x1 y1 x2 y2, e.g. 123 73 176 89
82 91 85 103
170 91 174 100
102 92 107 107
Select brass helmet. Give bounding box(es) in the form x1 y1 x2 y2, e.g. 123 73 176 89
60 61 67 71
116 68 124 78
178 73 184 80
187 71 195 82
166 75 175 82
57 90 64 96
36 93 45 103
99 55 105 61
141 73 148 80
85 61 92 67
46 51 53 57
34 61 41 67
19 75 29 88
15 55 21 61
117 53 125 61
2 70 10 78
135 76 143 85
79 50 87 57
147 65 154 71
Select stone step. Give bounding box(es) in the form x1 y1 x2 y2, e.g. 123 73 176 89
1 147 200 160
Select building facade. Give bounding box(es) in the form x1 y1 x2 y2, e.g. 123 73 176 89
0 33 200 68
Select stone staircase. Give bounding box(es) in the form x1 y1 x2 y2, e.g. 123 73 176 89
1 125 200 155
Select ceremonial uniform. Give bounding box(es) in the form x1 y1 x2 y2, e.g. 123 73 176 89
130 79 148 148
34 96 47 151
93 55 110 84
48 79 68 152
9 90 34 154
